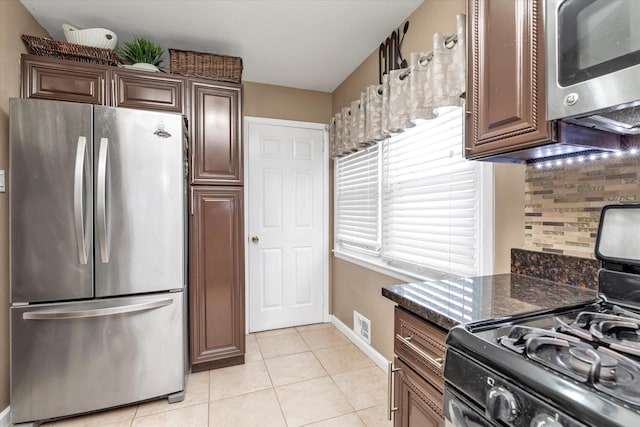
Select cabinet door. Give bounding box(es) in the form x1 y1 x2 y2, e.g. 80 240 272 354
465 0 552 159
112 69 186 113
190 80 242 185
21 55 108 105
190 187 245 370
394 359 444 427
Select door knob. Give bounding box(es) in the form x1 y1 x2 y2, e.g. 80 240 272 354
251 236 259 243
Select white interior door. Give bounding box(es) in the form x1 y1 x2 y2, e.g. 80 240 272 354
247 118 327 332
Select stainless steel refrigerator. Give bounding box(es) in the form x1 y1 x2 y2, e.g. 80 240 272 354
9 98 187 424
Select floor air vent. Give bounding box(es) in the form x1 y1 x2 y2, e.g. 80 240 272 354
353 311 371 344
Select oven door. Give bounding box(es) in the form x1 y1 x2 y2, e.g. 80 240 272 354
443 385 497 427
546 0 640 121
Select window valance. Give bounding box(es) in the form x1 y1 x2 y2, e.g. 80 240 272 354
330 14 466 159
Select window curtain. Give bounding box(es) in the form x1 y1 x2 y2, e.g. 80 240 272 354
330 14 466 158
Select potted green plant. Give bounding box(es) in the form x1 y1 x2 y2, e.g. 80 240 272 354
117 37 163 72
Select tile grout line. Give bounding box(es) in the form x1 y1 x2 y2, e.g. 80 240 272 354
265 330 303 427
310 340 361 425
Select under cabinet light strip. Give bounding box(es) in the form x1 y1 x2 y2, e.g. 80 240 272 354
532 149 639 169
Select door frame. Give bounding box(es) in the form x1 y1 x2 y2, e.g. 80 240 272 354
243 116 330 333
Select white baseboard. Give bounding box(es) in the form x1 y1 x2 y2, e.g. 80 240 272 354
330 315 389 373
0 406 10 427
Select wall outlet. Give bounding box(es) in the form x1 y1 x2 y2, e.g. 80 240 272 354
353 311 371 345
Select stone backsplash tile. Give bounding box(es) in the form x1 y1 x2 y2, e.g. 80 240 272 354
524 156 640 258
511 248 599 289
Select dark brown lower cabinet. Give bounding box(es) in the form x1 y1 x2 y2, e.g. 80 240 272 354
190 186 245 371
393 307 447 427
394 359 445 427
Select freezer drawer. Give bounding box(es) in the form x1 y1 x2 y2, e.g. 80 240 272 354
10 292 185 424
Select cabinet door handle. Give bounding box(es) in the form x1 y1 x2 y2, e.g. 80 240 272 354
387 360 400 421
190 187 194 216
396 334 444 369
190 147 195 184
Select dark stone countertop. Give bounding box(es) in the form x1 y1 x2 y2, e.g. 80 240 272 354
382 273 598 330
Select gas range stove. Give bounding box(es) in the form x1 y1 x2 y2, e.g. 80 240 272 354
444 205 640 427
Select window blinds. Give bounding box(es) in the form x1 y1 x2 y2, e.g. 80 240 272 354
381 106 479 277
334 106 486 279
334 145 381 253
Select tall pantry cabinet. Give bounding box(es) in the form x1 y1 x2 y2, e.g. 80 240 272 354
188 79 245 371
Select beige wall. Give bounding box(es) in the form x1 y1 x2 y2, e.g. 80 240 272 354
330 0 525 359
495 163 526 273
243 81 332 124
332 259 400 360
0 0 49 410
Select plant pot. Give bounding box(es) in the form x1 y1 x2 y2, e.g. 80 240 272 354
126 63 160 72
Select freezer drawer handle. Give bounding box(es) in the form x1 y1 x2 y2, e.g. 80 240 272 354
73 136 89 265
22 297 173 320
97 137 110 263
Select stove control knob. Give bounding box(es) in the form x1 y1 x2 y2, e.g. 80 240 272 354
531 413 563 427
486 386 518 422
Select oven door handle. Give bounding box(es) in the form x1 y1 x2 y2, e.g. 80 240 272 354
396 334 443 369
445 386 496 427
449 399 472 427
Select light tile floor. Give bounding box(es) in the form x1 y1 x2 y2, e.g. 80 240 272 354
37 323 393 427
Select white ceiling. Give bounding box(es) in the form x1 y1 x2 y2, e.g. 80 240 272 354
19 0 423 92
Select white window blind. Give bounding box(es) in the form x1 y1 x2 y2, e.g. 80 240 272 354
382 107 479 277
334 106 491 281
334 145 381 253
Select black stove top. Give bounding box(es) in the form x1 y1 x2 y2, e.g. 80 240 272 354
498 302 640 406
446 300 640 427
444 205 640 427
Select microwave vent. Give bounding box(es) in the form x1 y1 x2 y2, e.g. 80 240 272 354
569 106 640 135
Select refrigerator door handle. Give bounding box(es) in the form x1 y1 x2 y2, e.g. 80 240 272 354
73 136 89 265
97 137 110 263
22 297 173 320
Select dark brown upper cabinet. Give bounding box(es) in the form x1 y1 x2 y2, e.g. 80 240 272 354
21 55 186 114
189 79 243 185
111 69 186 113
22 55 110 105
465 0 552 159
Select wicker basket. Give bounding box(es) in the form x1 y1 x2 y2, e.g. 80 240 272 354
169 49 242 83
22 35 120 66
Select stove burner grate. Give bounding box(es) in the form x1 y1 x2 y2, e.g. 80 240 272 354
568 346 617 381
498 307 640 407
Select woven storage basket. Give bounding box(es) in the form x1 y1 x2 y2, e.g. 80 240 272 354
169 49 242 83
22 35 120 66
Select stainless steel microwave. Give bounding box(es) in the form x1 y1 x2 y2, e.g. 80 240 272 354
546 0 640 134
